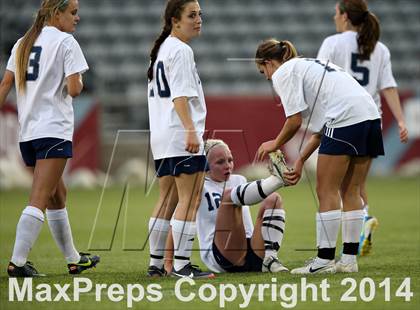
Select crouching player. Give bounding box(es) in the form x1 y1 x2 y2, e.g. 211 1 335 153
165 139 290 275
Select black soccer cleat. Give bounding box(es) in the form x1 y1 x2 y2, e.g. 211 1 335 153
68 252 100 274
7 261 46 277
172 263 215 279
147 265 167 277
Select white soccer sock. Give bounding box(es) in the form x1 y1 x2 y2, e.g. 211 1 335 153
360 197 369 217
363 204 369 218
172 219 196 271
316 210 341 249
261 208 286 258
11 206 44 267
148 217 170 268
340 253 357 264
46 208 80 263
230 176 284 206
342 209 364 255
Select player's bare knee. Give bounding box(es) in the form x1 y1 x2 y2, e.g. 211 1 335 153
316 184 334 203
221 189 236 208
256 193 283 219
222 188 232 201
262 193 283 210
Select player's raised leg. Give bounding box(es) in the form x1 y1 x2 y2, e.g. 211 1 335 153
229 150 289 206
213 188 249 268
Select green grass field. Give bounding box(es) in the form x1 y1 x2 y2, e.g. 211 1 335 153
0 177 419 310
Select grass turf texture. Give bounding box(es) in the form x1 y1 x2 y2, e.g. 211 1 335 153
0 177 419 309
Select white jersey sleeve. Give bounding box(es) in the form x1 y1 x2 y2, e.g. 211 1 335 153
170 46 199 100
317 36 335 63
6 40 19 73
62 36 89 77
377 44 397 91
272 69 307 118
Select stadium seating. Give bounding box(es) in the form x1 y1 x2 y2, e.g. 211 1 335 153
1 0 419 134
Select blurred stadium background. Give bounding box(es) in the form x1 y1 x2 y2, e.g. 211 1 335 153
1 0 419 189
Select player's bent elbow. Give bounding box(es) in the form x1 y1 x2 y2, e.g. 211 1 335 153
67 83 83 97
68 88 82 98
66 74 83 98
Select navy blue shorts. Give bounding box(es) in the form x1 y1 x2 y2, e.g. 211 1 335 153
20 138 73 167
319 119 384 157
154 155 208 177
212 238 263 272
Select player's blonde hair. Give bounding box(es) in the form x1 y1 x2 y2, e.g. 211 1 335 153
204 139 230 157
255 39 298 65
16 0 70 93
338 0 380 60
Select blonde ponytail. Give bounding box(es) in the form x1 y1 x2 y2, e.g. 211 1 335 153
15 0 70 92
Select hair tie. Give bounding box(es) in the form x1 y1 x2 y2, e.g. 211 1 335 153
363 10 369 20
279 41 286 57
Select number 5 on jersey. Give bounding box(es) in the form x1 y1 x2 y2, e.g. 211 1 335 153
351 53 370 86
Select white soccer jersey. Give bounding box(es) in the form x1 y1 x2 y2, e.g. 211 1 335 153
272 58 380 132
318 31 397 112
6 26 88 142
196 174 254 273
148 36 206 160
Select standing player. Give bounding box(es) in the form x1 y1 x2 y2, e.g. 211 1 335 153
0 0 99 277
317 0 408 255
146 0 211 278
255 39 384 274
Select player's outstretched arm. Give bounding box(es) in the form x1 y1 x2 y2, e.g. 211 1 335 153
0 70 14 108
257 112 302 161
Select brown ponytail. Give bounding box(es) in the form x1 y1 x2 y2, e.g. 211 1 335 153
255 39 298 65
147 27 171 81
357 12 380 60
339 0 380 60
16 0 70 92
147 0 197 81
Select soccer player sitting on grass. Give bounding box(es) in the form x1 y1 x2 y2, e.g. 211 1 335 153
164 139 290 275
